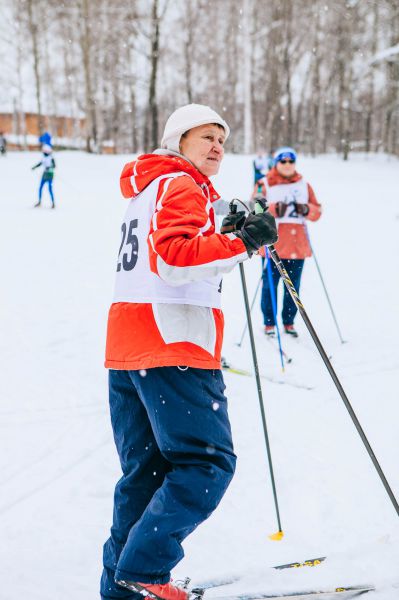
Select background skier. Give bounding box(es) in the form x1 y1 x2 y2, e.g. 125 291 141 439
253 149 273 183
101 103 277 600
0 131 7 156
256 147 322 337
32 144 56 208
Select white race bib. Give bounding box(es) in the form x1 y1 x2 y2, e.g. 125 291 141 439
265 179 308 223
113 173 222 308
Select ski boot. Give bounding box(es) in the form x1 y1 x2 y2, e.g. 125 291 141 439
116 578 204 600
284 324 298 338
264 325 276 337
221 356 230 369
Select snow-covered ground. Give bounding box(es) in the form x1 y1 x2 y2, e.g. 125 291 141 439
0 151 398 600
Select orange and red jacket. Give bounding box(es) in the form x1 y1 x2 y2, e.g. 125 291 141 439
105 152 248 371
256 167 322 259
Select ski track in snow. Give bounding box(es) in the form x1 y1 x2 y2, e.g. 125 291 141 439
0 151 398 599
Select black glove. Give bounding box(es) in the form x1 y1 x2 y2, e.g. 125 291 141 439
236 212 278 256
220 210 246 234
275 202 287 218
294 202 309 216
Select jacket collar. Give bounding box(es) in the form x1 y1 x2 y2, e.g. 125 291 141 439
120 151 220 201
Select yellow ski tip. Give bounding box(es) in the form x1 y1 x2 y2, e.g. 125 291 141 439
269 530 284 541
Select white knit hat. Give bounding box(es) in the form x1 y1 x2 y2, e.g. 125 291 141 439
161 104 230 153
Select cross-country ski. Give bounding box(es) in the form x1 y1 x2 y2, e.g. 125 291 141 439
204 586 374 600
221 359 314 390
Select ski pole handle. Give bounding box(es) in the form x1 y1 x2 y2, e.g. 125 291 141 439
254 196 268 214
228 199 238 215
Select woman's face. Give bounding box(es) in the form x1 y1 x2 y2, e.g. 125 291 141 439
275 158 296 178
179 124 225 177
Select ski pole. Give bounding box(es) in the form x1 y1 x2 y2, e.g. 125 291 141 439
265 248 285 372
228 201 283 539
239 260 284 539
304 223 346 344
236 246 292 365
252 199 399 518
236 260 292 366
237 272 263 347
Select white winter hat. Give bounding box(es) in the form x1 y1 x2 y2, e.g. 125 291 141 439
161 104 230 153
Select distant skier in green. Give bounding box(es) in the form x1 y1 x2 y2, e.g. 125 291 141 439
32 144 56 208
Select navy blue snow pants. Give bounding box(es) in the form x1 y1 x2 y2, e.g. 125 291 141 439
101 367 236 599
261 258 305 326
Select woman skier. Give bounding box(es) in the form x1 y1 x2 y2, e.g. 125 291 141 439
256 146 322 337
101 104 277 600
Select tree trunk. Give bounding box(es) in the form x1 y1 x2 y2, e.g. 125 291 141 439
146 0 160 152
183 0 194 104
365 3 379 153
80 0 97 152
336 3 354 161
26 0 44 133
14 0 28 149
310 2 322 156
383 4 399 155
242 0 253 153
282 0 293 144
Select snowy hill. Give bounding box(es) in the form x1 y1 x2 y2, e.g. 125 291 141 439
0 151 398 600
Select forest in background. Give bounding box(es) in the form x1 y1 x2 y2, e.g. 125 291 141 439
1 0 399 158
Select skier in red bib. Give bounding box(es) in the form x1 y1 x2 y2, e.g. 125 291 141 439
101 104 278 600
255 147 322 338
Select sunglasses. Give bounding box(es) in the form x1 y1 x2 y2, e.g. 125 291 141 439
279 159 295 164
